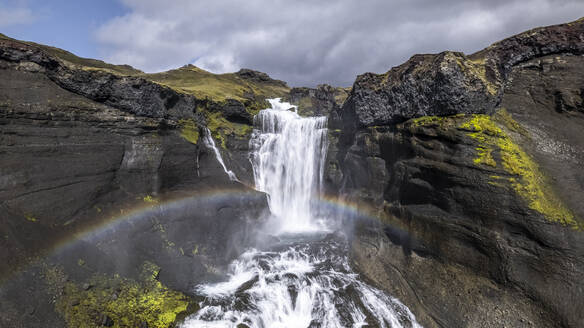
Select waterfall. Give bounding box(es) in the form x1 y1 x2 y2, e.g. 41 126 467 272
181 238 422 328
203 128 238 181
181 99 422 328
249 98 328 232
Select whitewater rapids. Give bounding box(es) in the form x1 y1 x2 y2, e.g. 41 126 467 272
179 99 421 328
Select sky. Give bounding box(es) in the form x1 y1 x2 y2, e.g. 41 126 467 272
1 0 584 87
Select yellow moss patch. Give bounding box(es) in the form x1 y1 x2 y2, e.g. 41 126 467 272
474 146 496 167
55 262 191 328
143 195 158 204
453 55 499 96
407 114 465 129
410 115 448 127
178 119 200 144
459 114 578 229
24 213 38 222
493 108 529 136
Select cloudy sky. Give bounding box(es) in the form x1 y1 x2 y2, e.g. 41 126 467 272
2 0 584 86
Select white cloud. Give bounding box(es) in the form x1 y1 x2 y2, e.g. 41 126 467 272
95 0 584 86
0 4 34 27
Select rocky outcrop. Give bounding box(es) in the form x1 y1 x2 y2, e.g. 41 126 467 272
346 17 584 127
0 38 203 120
236 68 288 87
286 84 349 116
329 18 584 328
0 36 269 328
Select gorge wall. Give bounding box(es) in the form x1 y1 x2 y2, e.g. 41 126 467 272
321 18 584 328
0 35 271 327
1 17 583 328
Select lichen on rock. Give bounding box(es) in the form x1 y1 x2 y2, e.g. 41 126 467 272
459 113 579 229
54 262 192 328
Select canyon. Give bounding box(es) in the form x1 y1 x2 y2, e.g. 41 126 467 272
0 17 583 328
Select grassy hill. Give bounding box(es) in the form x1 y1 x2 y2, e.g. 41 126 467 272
0 33 289 104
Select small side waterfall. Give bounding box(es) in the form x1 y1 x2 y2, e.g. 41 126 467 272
203 128 238 181
249 98 328 232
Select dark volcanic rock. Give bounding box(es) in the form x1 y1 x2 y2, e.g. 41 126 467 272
0 34 269 328
286 84 349 117
347 51 500 127
0 38 203 120
345 18 584 127
219 98 253 124
236 68 288 87
328 18 584 328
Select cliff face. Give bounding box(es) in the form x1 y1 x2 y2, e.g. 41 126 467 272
2 17 584 328
0 36 270 327
326 18 584 328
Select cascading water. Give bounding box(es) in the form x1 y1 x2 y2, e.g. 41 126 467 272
181 99 421 328
203 128 238 181
249 98 328 232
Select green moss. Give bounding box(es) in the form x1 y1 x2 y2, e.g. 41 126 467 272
474 146 496 167
206 111 253 149
143 195 158 204
493 108 529 136
178 119 200 145
245 99 270 116
410 115 449 127
144 65 289 103
24 213 38 222
55 262 191 328
453 55 499 96
459 114 579 229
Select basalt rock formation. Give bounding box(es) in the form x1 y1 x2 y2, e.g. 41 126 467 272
0 35 270 327
325 17 584 328
347 17 584 128
1 16 584 328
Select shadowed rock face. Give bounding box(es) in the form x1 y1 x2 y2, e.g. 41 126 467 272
324 18 584 328
0 36 269 328
1 15 584 328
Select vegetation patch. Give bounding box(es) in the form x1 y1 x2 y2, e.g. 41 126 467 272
459 114 579 229
0 33 143 76
24 213 38 222
206 111 253 148
143 195 159 204
405 114 465 131
144 65 289 103
178 119 200 145
409 115 449 127
54 262 192 328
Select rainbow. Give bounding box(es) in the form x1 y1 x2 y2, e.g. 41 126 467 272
1 188 388 284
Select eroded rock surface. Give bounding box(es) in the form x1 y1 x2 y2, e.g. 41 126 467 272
0 36 269 328
327 18 584 328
